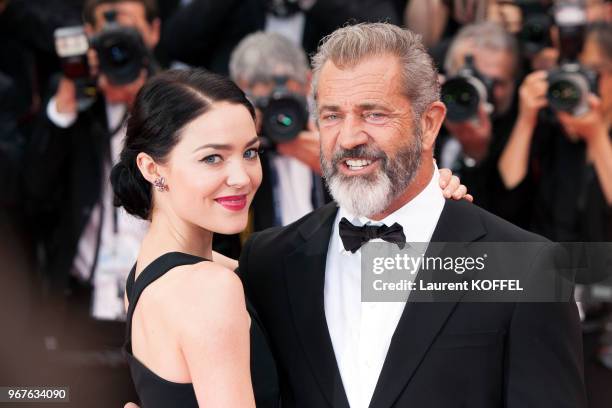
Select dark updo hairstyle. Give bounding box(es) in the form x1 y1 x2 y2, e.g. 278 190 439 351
110 68 255 219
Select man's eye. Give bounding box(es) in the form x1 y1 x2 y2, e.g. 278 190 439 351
322 113 339 122
365 112 387 122
244 148 260 160
200 154 222 164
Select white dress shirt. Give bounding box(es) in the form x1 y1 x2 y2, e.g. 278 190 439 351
324 165 445 408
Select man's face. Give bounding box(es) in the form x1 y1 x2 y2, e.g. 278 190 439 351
92 1 159 48
89 1 160 104
452 46 516 115
316 54 423 218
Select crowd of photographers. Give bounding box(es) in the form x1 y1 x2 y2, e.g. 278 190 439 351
1 0 611 406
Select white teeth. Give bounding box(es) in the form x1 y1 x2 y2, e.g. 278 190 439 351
345 159 372 169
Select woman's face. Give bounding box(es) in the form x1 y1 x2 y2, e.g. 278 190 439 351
161 102 262 235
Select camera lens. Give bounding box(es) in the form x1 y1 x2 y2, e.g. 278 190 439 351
262 96 307 143
109 43 131 66
547 79 582 112
441 78 480 122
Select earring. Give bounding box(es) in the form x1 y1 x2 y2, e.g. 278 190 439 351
153 176 168 192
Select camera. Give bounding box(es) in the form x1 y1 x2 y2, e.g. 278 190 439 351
54 26 97 111
251 77 309 148
90 9 150 85
515 0 554 57
441 55 495 122
546 1 598 115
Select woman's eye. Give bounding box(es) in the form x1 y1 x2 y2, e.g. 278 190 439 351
244 148 260 160
200 154 222 164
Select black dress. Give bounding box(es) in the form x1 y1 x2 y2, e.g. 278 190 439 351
124 252 281 408
124 252 204 408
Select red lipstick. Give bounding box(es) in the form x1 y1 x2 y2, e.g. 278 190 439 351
215 195 247 211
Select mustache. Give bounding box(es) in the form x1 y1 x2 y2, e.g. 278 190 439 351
331 145 387 163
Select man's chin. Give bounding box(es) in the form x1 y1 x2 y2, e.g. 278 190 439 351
327 177 392 218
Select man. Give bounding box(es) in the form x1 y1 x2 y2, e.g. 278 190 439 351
229 31 327 232
23 0 159 406
437 22 520 212
240 23 586 407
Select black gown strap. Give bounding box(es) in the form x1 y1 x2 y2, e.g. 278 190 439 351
125 252 207 341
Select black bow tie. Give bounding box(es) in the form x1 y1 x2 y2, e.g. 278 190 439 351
338 217 406 253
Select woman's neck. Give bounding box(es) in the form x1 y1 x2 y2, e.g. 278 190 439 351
139 209 214 266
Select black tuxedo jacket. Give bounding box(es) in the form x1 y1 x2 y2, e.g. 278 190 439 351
240 199 587 408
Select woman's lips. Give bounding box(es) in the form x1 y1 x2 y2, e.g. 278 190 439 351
214 195 248 211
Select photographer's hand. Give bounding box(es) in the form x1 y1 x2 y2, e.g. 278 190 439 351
558 95 612 205
557 94 608 143
518 70 548 124
276 120 322 174
498 70 548 189
55 77 77 115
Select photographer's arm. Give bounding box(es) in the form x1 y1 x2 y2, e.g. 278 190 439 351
498 71 548 189
557 95 612 205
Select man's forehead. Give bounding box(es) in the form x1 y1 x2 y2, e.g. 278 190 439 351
94 2 147 24
316 56 402 102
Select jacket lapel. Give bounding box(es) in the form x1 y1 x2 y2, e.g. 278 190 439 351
283 203 351 408
369 200 487 408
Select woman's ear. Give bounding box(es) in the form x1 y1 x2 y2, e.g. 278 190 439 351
136 152 160 184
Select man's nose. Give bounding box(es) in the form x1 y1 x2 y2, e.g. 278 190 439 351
337 114 368 150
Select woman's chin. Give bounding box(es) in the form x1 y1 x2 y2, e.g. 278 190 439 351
207 218 249 236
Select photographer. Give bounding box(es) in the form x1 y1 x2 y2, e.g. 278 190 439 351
22 0 160 405
229 31 328 231
436 21 519 211
160 0 401 75
498 21 612 241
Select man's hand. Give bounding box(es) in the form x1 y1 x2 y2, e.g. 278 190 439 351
518 70 549 124
444 104 492 162
438 167 473 202
276 121 322 174
55 77 78 114
557 94 609 143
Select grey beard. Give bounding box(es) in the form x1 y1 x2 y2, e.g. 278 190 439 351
321 132 423 218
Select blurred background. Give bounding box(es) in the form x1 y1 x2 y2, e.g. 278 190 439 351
1 0 611 406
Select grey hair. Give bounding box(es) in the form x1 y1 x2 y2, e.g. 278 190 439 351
444 21 519 75
310 22 440 120
229 31 310 85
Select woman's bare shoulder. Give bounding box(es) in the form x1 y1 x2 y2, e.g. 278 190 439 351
159 262 247 334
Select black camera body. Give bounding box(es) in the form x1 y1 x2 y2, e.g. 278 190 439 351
441 55 495 122
516 0 554 57
90 10 149 85
252 77 309 148
546 1 598 116
548 63 598 116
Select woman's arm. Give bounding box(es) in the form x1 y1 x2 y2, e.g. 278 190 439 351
178 265 255 408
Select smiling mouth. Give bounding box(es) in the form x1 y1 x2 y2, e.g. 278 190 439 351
214 195 248 211
343 158 378 171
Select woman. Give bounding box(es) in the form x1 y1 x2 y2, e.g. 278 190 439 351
113 68 470 408
112 69 260 407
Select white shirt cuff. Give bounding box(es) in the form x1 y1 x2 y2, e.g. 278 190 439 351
46 97 77 128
